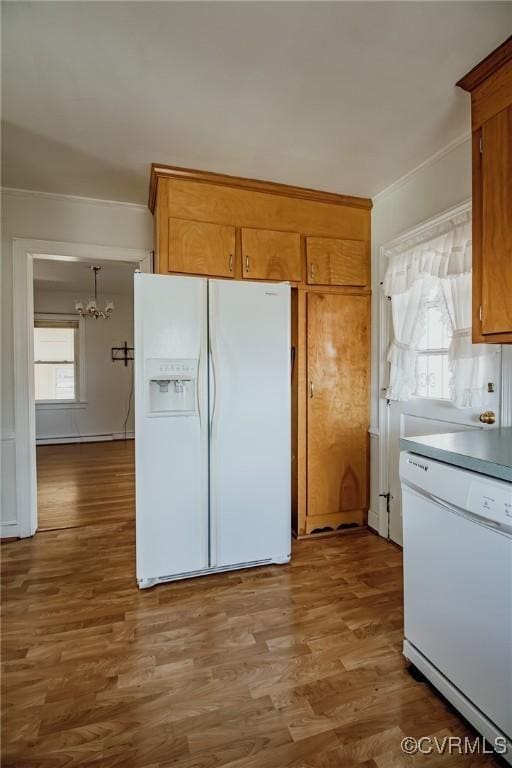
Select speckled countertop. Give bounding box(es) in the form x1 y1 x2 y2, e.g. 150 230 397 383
400 427 512 483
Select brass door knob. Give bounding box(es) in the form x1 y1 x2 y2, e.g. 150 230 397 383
479 410 496 425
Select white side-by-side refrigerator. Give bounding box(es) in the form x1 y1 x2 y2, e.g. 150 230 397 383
134 273 291 588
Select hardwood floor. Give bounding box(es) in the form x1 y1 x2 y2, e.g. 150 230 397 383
36 441 135 531
1 512 500 767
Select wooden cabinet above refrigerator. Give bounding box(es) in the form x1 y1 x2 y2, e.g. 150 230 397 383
149 163 371 287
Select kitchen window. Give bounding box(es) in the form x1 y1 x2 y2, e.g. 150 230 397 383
384 216 499 408
414 290 452 400
34 316 85 405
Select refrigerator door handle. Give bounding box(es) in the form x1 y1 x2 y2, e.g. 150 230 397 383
208 285 218 568
210 347 217 435
197 349 204 430
197 283 208 431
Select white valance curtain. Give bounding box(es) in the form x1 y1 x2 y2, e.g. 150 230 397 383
384 216 499 407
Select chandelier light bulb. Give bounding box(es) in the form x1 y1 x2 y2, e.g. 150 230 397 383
75 266 114 320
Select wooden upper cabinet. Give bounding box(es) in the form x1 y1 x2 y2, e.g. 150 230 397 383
168 218 236 278
306 236 368 287
457 36 512 343
306 292 369 533
241 227 301 281
481 106 512 335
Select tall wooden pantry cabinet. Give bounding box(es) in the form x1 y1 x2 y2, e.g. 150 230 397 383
148 164 372 537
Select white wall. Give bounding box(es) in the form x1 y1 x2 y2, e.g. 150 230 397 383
369 135 512 534
1 188 152 534
34 287 135 442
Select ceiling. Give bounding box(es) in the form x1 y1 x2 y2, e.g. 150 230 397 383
2 2 511 203
33 259 136 295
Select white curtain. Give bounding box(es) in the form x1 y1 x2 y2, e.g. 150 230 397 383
384 217 499 406
386 280 429 401
441 272 499 407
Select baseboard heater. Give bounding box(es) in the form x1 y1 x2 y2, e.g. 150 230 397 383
36 432 135 446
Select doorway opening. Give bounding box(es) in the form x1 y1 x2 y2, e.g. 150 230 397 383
12 239 151 538
33 258 137 532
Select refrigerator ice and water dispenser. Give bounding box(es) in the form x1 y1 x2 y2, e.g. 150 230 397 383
146 358 198 415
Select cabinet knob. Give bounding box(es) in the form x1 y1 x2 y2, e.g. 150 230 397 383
228 254 233 272
479 410 496 425
245 255 250 272
309 380 314 399
310 263 315 280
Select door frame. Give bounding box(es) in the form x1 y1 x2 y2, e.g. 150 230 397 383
13 237 152 538
376 199 512 539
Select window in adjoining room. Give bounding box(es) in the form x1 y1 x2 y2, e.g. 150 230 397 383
34 319 80 402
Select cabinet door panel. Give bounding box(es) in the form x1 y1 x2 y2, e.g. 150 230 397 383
307 293 369 521
241 228 301 281
168 218 235 278
306 237 368 286
481 107 512 335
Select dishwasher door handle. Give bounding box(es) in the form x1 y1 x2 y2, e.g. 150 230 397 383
428 492 511 537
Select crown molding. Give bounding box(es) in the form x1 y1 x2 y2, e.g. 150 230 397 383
1 186 148 212
456 35 512 92
372 132 471 204
148 163 372 213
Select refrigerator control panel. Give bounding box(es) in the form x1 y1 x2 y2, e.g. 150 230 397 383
146 358 198 416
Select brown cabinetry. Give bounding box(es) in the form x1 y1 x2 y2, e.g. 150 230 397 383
150 164 371 537
457 37 512 343
241 227 301 281
168 218 235 278
481 106 512 335
306 236 368 287
306 292 370 534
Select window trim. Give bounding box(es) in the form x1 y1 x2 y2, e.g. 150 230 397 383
34 313 87 407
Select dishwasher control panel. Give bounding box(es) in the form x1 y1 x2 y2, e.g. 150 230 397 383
400 452 512 530
468 480 512 525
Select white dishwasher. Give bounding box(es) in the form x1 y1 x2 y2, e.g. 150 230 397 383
400 452 512 763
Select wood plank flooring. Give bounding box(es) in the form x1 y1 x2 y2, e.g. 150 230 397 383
2 526 500 767
36 441 135 531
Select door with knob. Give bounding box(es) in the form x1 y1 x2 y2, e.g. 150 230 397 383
384 302 502 546
479 410 496 424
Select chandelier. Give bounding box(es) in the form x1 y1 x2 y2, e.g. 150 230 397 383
75 266 114 319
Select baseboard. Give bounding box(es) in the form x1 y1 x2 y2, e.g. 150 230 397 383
36 432 134 446
296 526 368 540
367 509 380 532
1 521 19 539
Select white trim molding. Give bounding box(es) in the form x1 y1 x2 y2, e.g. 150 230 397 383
373 133 471 203
367 510 380 532
0 431 19 538
501 346 512 428
2 186 148 212
12 237 152 538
